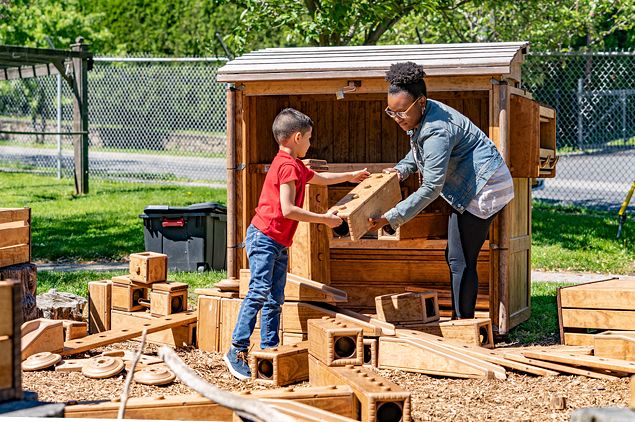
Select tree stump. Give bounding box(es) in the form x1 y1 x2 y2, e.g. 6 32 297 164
37 289 87 321
0 263 38 322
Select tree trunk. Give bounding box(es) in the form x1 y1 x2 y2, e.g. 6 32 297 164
0 263 38 322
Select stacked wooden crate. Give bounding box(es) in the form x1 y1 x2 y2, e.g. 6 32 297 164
558 277 635 346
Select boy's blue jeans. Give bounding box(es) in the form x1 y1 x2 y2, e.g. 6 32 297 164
231 224 288 351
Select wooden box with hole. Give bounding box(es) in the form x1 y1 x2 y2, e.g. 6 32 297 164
416 317 494 349
129 252 168 284
248 341 309 386
150 282 188 317
111 275 149 312
307 317 363 367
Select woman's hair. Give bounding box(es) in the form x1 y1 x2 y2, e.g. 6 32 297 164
272 108 314 144
385 61 427 99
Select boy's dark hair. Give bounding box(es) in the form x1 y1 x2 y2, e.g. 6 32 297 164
272 108 314 144
385 61 427 99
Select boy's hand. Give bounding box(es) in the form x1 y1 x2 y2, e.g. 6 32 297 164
368 216 389 232
349 168 370 183
323 210 344 228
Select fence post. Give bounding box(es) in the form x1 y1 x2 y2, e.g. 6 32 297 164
577 78 584 151
622 91 627 145
71 37 89 194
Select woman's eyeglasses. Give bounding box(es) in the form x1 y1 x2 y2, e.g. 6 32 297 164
385 96 422 119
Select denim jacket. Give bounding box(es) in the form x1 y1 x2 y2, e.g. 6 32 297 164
384 99 504 228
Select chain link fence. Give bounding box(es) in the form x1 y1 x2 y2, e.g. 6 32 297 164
523 52 635 211
1 53 634 211
0 57 228 185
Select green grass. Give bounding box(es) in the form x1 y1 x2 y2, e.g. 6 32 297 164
531 201 635 273
0 172 226 261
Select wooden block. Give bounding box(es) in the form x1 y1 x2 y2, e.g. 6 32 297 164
308 355 411 422
378 212 448 240
129 251 168 284
111 275 148 312
282 331 307 346
62 311 197 356
239 269 347 303
21 318 64 360
0 280 17 337
150 282 188 317
0 279 22 402
194 287 239 298
65 386 357 420
249 341 309 386
197 295 222 352
289 184 331 284
218 298 262 353
363 338 377 368
62 320 88 341
329 172 401 241
378 336 499 379
416 318 494 349
88 280 111 334
0 208 30 267
110 310 196 347
0 337 13 389
594 331 635 361
562 308 635 331
375 291 439 324
559 278 635 310
307 317 363 367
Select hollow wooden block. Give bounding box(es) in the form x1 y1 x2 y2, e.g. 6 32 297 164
307 317 363 367
110 310 196 347
329 172 401 241
129 252 168 284
111 276 148 312
308 355 412 422
150 282 188 317
375 291 439 324
378 212 448 240
62 320 88 341
196 295 222 352
88 280 112 334
249 341 309 386
363 338 378 368
418 317 494 348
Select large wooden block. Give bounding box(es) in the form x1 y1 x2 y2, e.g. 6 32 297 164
309 355 411 422
111 275 148 312
289 184 331 284
0 279 22 402
593 331 635 362
0 208 31 268
196 295 222 352
88 280 112 334
110 310 195 347
217 297 262 352
307 317 363 367
150 282 188 317
375 291 439 324
416 317 494 349
329 172 401 241
129 252 168 284
249 341 309 386
21 318 64 360
378 212 448 240
239 269 347 303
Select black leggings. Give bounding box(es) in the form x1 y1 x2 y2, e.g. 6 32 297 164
445 209 495 319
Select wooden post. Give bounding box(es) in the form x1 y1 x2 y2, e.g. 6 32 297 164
497 82 510 334
71 37 89 195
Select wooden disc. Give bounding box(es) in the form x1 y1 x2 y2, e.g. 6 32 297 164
22 352 62 371
133 366 176 385
81 356 125 379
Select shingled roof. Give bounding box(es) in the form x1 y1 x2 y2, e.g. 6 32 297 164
217 42 529 82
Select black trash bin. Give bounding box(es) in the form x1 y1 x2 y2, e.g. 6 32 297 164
140 202 227 272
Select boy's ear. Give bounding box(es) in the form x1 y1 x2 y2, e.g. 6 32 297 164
292 131 302 143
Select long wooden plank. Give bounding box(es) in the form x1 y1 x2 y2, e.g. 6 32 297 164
239 269 347 303
499 353 626 379
562 309 635 330
523 351 635 375
0 208 29 225
0 223 29 249
560 278 635 310
0 244 30 268
62 311 197 356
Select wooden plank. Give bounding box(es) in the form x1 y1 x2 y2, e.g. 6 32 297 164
0 337 12 389
65 386 357 420
0 244 30 268
308 354 412 422
249 341 309 386
523 350 635 376
509 95 540 178
281 301 337 333
62 311 197 356
193 288 239 298
561 309 635 331
594 331 635 361
559 278 635 310
197 295 222 352
256 398 358 422
378 337 499 379
110 310 196 347
307 317 363 367
415 317 494 349
239 269 347 303
0 223 29 249
329 172 401 241
563 332 597 346
0 208 30 225
88 280 111 334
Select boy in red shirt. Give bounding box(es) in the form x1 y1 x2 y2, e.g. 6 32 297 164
224 108 369 380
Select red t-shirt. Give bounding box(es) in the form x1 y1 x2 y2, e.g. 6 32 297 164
251 151 315 247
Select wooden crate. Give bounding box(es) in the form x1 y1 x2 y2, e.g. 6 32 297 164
0 208 30 268
0 280 22 402
111 276 148 312
129 252 168 284
558 278 635 346
150 282 188 317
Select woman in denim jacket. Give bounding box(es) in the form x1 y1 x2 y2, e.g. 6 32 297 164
369 61 514 319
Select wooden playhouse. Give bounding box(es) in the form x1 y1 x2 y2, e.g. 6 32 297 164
217 42 557 334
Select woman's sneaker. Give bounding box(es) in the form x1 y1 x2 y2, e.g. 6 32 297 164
224 346 251 380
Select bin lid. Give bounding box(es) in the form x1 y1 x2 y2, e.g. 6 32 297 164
141 202 227 216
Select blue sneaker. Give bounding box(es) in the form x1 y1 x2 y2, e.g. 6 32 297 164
224 346 251 380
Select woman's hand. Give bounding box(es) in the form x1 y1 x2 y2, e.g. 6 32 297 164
368 216 389 232
382 167 403 181
349 168 370 183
